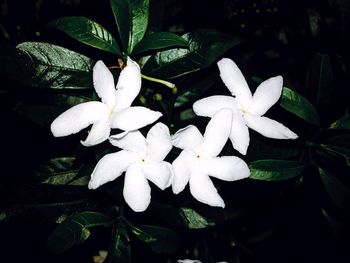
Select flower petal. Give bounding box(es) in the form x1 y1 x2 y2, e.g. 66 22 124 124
111 106 162 131
249 76 283 115
88 150 138 189
143 161 172 190
51 101 108 137
201 156 250 181
229 112 250 155
244 114 298 139
172 125 203 150
146 123 172 161
193 95 238 117
172 150 195 194
81 117 110 146
123 163 151 212
93 60 117 108
109 130 147 154
201 109 232 158
217 58 252 108
114 57 142 110
189 167 225 208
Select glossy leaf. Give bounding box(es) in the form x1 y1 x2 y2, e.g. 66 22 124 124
179 207 215 229
142 29 240 79
305 53 333 108
128 0 149 53
128 222 180 253
280 87 320 125
132 32 188 55
55 16 121 55
1 42 94 89
330 114 350 129
47 211 113 253
320 168 350 212
249 159 306 181
110 0 131 51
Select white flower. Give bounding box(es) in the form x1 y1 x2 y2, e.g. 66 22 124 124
193 58 298 155
171 109 250 208
88 123 173 212
50 57 162 146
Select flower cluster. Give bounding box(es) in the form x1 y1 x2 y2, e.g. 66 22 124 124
50 57 297 212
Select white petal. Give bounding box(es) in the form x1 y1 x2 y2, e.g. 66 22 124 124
109 130 147 154
143 161 172 190
189 167 225 208
172 150 196 194
172 125 203 150
146 123 172 161
249 76 283 115
200 109 232 158
244 114 298 139
201 156 250 181
81 118 110 146
229 112 250 155
114 57 141 110
51 101 108 137
93 61 117 108
111 106 162 131
123 163 151 212
193 95 238 117
88 150 138 189
217 58 252 108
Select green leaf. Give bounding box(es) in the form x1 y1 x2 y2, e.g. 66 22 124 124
330 114 350 129
1 42 94 89
179 207 215 229
249 159 306 181
47 211 113 253
174 71 216 108
142 29 240 79
128 0 149 53
110 0 131 51
319 134 350 164
280 87 320 125
319 168 350 212
128 222 180 253
132 32 188 55
55 17 121 55
35 157 78 184
305 53 333 108
106 224 131 263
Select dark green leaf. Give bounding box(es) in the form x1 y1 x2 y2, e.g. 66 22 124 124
128 0 149 53
280 87 320 125
1 42 94 89
35 157 77 183
179 207 215 229
174 71 216 108
55 16 121 55
305 53 334 108
319 134 350 164
128 222 180 253
179 108 196 121
330 114 350 129
319 168 350 212
132 32 188 55
142 29 240 79
110 0 131 51
106 225 131 263
47 211 113 253
249 159 306 181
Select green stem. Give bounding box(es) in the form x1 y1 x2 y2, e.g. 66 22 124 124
141 74 176 89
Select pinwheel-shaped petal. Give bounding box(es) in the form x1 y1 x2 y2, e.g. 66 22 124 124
172 109 250 208
51 57 162 146
89 123 173 212
193 58 298 155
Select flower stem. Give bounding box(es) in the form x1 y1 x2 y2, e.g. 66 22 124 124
141 74 176 89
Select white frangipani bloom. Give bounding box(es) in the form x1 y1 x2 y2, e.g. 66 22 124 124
88 123 173 212
172 109 250 208
193 58 298 155
50 57 162 146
